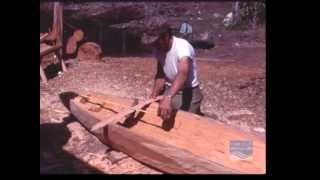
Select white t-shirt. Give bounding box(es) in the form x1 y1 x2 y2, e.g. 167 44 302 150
153 36 199 88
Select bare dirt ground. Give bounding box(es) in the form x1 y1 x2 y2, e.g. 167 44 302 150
40 41 265 174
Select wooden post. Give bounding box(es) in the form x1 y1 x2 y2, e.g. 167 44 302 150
53 2 67 72
40 65 47 84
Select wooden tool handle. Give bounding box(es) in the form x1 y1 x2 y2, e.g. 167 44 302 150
91 96 163 132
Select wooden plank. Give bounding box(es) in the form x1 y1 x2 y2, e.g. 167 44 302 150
91 96 163 131
40 43 62 57
40 33 49 43
70 92 266 174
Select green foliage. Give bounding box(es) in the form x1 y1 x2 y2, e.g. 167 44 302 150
231 1 265 30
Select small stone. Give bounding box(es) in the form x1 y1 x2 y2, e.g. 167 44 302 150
253 127 265 133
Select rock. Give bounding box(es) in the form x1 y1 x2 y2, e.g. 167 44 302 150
253 127 265 133
58 71 63 77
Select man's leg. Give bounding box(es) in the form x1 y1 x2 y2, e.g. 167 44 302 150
164 85 182 110
187 87 204 115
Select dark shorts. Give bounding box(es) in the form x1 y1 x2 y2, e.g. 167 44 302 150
164 85 203 115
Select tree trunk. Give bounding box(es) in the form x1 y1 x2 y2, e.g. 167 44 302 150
233 2 240 26
53 2 67 72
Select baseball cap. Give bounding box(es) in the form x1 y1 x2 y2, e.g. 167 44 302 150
141 23 173 45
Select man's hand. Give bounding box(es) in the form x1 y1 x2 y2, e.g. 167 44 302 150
158 96 172 121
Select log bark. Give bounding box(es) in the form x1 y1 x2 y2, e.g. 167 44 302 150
70 92 266 174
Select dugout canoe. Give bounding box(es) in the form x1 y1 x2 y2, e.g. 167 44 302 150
69 92 266 174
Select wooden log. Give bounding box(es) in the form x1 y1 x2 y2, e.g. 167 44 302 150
40 43 62 57
65 36 78 55
40 33 49 43
70 97 238 174
65 29 85 55
69 92 266 174
73 29 84 42
45 28 58 42
77 42 102 61
40 65 47 84
106 124 239 174
53 2 67 72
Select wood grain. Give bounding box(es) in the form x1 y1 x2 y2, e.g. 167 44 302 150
70 92 266 174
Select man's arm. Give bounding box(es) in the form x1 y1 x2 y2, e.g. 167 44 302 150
159 56 191 120
150 61 165 98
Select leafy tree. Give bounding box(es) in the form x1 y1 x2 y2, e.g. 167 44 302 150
232 1 265 29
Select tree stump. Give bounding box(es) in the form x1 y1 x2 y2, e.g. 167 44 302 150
77 42 102 62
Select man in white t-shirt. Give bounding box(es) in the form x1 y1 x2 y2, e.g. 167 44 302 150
149 24 203 121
